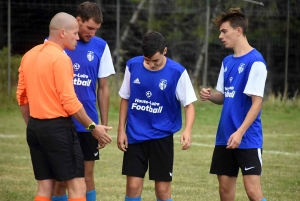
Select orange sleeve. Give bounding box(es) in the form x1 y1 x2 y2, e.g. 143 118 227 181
53 55 82 115
16 59 29 106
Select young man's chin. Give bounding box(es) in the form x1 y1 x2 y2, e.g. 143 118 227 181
223 44 232 49
83 38 91 43
79 36 91 43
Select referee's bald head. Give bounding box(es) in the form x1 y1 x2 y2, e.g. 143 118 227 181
49 12 77 33
48 12 79 50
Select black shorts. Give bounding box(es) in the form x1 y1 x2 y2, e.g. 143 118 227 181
26 117 84 182
122 135 174 182
77 132 100 161
210 146 263 177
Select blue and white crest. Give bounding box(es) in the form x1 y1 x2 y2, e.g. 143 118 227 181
87 51 94 61
238 63 245 74
159 79 167 90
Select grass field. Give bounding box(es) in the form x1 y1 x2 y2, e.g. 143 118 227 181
0 88 300 201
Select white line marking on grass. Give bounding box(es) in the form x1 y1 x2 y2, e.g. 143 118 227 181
264 133 300 137
263 150 300 156
188 134 300 138
174 141 300 156
0 134 18 138
188 142 214 147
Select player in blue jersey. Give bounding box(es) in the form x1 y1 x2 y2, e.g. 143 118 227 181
52 2 115 201
199 8 267 201
117 31 197 201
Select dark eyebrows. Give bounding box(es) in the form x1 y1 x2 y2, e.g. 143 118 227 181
144 57 159 62
87 26 98 30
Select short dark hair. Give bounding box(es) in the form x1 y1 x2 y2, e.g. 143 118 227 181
77 1 103 24
142 31 165 58
212 8 248 35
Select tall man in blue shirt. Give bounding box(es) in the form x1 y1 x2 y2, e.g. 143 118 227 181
52 2 115 201
200 8 267 201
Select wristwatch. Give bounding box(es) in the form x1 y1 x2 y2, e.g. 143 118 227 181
86 122 96 131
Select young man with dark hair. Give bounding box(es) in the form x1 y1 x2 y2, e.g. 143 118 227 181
117 31 197 201
17 12 112 201
52 2 115 201
199 8 267 201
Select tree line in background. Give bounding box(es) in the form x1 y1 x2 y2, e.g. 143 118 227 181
0 0 299 97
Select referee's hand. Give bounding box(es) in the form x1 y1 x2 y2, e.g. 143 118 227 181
91 125 112 144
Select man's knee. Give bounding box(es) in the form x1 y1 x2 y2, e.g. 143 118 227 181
56 182 67 188
66 178 86 198
155 182 171 200
245 188 263 201
219 185 236 201
53 181 67 196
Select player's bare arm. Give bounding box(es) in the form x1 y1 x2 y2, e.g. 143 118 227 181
117 98 129 152
209 91 224 105
180 103 195 150
19 104 30 125
227 95 263 149
97 77 109 126
200 88 224 105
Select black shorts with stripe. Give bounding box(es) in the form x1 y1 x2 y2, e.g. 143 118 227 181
210 146 263 177
77 132 100 161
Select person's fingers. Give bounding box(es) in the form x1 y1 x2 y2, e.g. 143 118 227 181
103 136 112 144
182 139 191 150
117 141 127 152
101 133 112 143
180 136 184 145
102 126 113 130
97 143 106 149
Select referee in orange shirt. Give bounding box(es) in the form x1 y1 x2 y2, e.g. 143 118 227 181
16 12 112 201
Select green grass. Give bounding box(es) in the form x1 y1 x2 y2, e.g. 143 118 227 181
1 86 300 200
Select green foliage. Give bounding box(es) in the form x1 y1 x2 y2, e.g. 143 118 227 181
0 48 21 110
264 92 300 107
123 0 299 96
0 47 21 101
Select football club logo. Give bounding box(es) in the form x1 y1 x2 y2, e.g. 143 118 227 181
87 51 94 61
238 63 245 74
73 63 80 71
145 91 152 98
159 79 167 90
